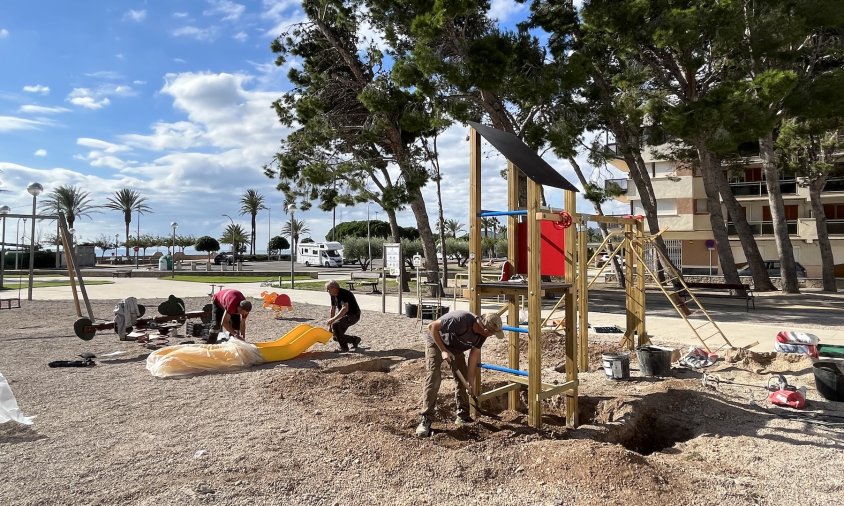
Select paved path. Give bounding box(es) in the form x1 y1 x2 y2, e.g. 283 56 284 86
22 274 844 351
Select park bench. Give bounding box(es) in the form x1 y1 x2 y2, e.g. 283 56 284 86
346 280 381 294
684 282 755 311
112 270 132 278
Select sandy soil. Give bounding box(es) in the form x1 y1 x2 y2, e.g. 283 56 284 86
1 295 843 506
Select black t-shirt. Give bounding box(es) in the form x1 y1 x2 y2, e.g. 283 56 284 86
331 287 360 316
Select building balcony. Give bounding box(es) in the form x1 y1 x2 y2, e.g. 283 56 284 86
605 179 628 194
729 180 798 197
823 177 844 192
726 219 844 237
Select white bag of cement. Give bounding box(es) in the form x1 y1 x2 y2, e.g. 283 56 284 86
0 371 35 425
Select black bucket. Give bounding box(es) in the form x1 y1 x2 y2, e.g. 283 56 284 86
636 346 673 377
813 361 844 402
404 303 418 318
420 305 449 320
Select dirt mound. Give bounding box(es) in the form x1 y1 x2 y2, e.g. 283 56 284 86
724 347 814 373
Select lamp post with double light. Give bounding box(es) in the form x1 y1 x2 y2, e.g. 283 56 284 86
26 182 43 300
0 205 9 288
287 204 296 289
171 222 178 278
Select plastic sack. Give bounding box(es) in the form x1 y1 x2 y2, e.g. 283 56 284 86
146 339 265 378
0 371 35 425
776 331 820 345
774 341 819 358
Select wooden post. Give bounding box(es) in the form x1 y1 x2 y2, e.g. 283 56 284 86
564 190 579 427
468 127 482 416
577 218 590 373
622 219 637 349
635 219 649 346
527 179 542 428
507 161 520 411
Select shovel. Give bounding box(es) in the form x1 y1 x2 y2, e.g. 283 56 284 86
449 360 499 419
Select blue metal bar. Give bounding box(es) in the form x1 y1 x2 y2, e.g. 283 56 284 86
502 325 528 333
480 363 529 377
478 210 527 217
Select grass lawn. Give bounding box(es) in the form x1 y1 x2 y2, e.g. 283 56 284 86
169 275 315 284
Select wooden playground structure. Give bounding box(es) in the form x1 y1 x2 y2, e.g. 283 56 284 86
464 122 734 430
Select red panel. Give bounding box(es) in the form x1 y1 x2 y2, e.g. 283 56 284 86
516 221 566 276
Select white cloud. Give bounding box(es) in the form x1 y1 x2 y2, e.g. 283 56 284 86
66 84 134 109
172 26 219 41
0 28 8 39
120 121 209 151
123 9 147 22
204 0 245 22
19 104 70 115
0 116 48 132
233 31 248 42
261 0 306 38
85 71 123 80
77 138 129 154
23 84 50 94
489 0 528 22
34 149 47 157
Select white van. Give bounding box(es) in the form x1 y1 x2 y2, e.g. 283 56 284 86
297 242 343 267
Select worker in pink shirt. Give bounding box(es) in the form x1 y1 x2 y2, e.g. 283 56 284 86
208 288 252 343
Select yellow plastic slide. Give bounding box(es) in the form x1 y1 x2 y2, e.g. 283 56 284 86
146 324 332 377
254 323 333 362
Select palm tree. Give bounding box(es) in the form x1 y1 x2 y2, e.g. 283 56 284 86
39 184 99 230
281 218 310 260
104 189 152 257
444 219 465 239
238 189 267 255
221 224 248 254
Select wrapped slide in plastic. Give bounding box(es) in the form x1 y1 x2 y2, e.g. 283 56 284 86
146 324 333 378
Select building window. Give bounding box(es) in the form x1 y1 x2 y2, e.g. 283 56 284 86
634 199 677 216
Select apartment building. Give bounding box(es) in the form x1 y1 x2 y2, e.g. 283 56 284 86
605 146 844 277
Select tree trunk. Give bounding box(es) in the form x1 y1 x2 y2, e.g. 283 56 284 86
408 188 440 296
759 133 799 293
695 141 742 285
809 178 837 292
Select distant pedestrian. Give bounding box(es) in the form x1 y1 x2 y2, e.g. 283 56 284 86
208 288 252 343
325 280 361 352
416 310 504 437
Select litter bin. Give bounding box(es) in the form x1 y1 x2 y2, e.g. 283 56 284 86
158 255 168 271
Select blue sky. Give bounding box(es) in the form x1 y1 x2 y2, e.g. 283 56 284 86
0 0 612 255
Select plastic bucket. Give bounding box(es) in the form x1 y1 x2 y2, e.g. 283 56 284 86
404 303 418 318
420 305 449 320
602 352 630 380
813 361 844 402
636 346 673 377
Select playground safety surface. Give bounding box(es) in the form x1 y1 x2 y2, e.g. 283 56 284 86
1 296 843 505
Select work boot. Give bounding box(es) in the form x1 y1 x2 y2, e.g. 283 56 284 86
415 415 432 437
351 336 361 350
454 414 474 427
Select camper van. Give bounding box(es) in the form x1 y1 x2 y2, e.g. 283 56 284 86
297 241 344 267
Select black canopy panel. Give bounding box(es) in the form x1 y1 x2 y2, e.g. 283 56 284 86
468 121 579 192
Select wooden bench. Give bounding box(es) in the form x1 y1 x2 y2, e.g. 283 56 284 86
684 282 754 311
112 270 132 278
346 280 381 294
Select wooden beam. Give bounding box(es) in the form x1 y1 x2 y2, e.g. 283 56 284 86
527 179 542 428
478 382 521 403
507 160 520 412
538 380 578 400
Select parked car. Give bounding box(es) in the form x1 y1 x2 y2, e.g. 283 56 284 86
213 252 243 265
737 260 807 278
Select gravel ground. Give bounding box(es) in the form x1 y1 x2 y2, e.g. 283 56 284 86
1 295 843 506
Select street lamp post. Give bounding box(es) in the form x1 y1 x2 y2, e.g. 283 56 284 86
287 204 295 289
68 228 75 267
222 214 235 254
115 233 120 263
26 182 43 301
135 207 140 268
0 205 9 288
15 218 25 270
267 207 271 261
171 222 178 279
367 202 372 271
